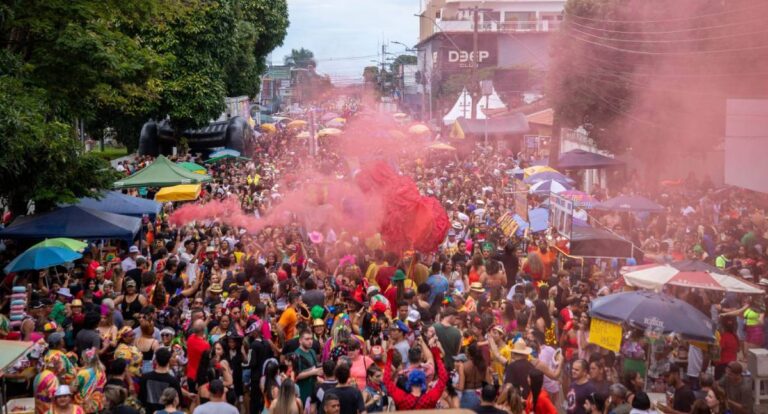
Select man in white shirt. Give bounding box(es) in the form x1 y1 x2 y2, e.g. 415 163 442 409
121 245 139 272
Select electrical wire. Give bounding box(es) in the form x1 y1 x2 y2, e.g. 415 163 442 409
568 25 768 45
565 31 768 55
563 14 767 36
563 3 768 25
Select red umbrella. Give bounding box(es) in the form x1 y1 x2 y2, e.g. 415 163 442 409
622 260 762 293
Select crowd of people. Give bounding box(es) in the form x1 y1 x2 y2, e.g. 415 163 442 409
0 99 766 414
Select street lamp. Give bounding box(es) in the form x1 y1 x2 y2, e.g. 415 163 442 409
390 41 416 53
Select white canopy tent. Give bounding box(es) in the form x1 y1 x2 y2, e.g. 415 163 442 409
442 87 507 126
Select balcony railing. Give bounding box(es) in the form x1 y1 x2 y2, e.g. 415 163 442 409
436 19 561 33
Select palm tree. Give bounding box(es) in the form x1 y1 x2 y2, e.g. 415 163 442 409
284 48 316 68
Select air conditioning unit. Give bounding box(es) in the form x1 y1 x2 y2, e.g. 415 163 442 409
748 348 768 377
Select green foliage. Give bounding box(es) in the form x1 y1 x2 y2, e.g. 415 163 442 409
284 48 316 68
0 76 119 214
362 66 379 83
390 54 417 75
0 0 288 212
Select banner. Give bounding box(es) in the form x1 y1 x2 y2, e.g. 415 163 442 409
437 33 498 72
549 192 573 239
497 212 519 238
588 318 623 352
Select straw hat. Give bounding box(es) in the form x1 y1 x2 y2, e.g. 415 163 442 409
469 282 485 293
209 283 223 293
510 339 533 355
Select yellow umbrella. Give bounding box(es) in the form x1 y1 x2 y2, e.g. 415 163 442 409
318 128 343 137
524 165 558 177
261 123 276 133
155 184 202 202
408 124 431 135
287 120 307 129
428 142 456 151
388 129 406 139
296 131 310 139
332 117 346 123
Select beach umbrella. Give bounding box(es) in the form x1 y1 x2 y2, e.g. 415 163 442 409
326 118 345 128
210 149 240 158
155 184 202 202
524 171 575 185
31 238 88 252
321 112 339 121
523 165 557 177
261 123 277 133
177 162 207 174
296 131 311 139
4 246 82 273
393 112 408 120
528 179 571 195
318 128 343 137
388 130 406 139
428 142 456 151
408 124 430 135
559 190 597 208
622 260 762 294
589 290 715 342
287 120 307 129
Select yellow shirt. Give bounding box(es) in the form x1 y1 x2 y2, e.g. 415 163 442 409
278 307 298 339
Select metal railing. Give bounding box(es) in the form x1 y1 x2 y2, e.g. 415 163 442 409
436 19 561 33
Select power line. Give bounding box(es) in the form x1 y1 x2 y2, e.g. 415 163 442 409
566 31 768 55
563 3 768 25
568 25 768 45
575 53 768 78
564 14 766 36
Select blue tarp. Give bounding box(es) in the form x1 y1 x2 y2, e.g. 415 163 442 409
0 206 141 241
71 191 161 218
512 208 549 236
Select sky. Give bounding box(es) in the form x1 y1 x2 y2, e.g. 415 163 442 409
271 0 421 85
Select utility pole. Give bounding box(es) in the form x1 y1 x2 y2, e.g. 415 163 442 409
470 6 480 120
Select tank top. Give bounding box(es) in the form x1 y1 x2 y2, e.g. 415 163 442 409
121 295 142 321
744 308 760 326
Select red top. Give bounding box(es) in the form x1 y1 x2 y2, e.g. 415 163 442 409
376 266 396 291
186 333 211 381
384 346 448 410
525 389 558 414
718 331 739 365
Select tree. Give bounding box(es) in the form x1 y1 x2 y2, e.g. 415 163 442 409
390 54 417 76
362 66 379 83
0 77 118 214
284 48 316 68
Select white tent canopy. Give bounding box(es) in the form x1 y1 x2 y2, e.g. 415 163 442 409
442 86 507 126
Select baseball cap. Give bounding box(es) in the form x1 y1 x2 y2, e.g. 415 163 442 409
129 246 140 254
390 319 410 334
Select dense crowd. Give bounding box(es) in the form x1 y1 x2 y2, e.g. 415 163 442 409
1 102 766 414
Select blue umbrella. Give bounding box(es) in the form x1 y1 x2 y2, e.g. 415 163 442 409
523 171 575 185
209 149 241 158
4 246 82 273
589 290 714 342
528 179 572 195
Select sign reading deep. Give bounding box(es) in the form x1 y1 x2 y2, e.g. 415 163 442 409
438 34 498 71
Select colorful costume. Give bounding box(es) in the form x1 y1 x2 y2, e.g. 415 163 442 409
114 343 142 377
33 369 59 414
44 349 76 385
73 367 106 414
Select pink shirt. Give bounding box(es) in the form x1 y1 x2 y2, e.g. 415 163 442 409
350 355 375 390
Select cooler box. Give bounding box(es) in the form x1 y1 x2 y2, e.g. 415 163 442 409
748 348 768 377
4 397 34 414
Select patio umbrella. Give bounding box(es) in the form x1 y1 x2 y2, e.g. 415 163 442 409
427 142 456 151
31 238 87 252
589 290 715 342
296 131 311 139
622 260 762 294
261 123 277 133
408 124 430 135
4 246 82 273
177 162 207 174
593 195 665 213
524 171 575 185
326 118 345 128
559 190 597 208
523 165 557 177
318 128 343 137
210 149 240 158
154 184 202 202
321 112 339 121
287 120 307 129
528 179 571 195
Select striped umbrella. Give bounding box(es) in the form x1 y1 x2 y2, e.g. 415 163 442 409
528 179 572 195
